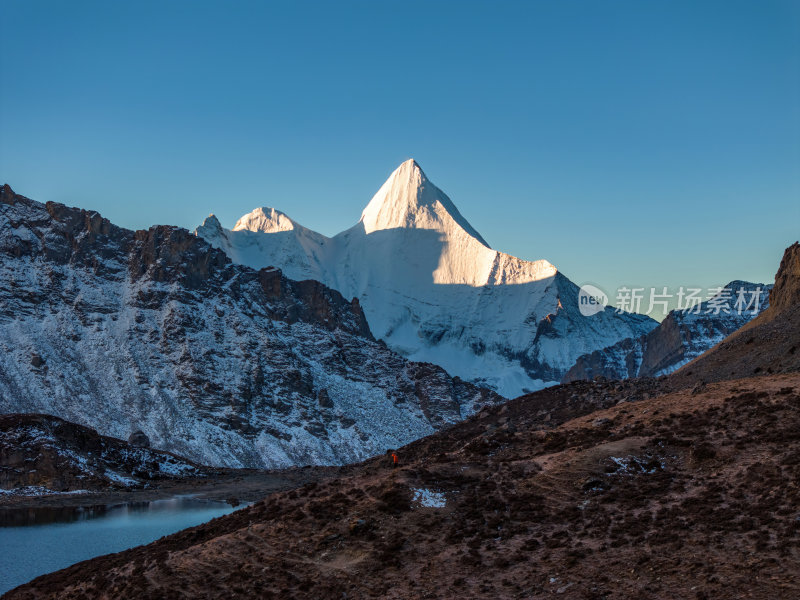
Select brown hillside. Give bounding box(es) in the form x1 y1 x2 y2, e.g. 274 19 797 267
672 242 800 386
6 374 800 600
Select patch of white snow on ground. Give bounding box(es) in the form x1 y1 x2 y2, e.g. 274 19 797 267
411 487 446 508
103 471 138 487
607 455 664 475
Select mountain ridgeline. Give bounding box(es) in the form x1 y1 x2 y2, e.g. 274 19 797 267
670 241 800 385
0 414 207 494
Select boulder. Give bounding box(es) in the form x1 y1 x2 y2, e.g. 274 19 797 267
128 430 150 448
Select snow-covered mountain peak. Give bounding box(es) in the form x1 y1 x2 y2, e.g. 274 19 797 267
200 214 224 235
233 206 302 234
359 159 489 247
194 162 657 396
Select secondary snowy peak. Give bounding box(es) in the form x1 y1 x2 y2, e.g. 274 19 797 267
200 214 224 235
234 206 303 234
359 159 490 247
198 205 329 282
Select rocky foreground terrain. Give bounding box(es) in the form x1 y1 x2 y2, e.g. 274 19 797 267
5 373 798 599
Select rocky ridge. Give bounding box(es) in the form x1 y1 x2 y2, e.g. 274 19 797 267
0 414 206 497
672 242 800 385
0 184 501 469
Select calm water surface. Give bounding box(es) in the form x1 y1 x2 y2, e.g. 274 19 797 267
0 497 239 595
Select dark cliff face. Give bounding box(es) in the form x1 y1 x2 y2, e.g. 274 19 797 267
560 336 645 383
0 185 501 468
767 242 800 315
637 314 686 376
670 242 800 385
0 414 205 493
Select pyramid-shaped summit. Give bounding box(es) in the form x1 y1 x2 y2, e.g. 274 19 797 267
195 160 656 397
359 159 489 247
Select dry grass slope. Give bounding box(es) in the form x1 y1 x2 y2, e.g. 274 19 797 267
6 374 800 600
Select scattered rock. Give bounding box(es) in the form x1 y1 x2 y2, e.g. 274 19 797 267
128 430 150 448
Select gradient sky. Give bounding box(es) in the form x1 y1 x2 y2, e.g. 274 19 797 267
1 0 798 319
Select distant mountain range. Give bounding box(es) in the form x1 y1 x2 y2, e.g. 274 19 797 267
196 159 656 396
0 169 781 472
563 280 772 382
671 242 800 385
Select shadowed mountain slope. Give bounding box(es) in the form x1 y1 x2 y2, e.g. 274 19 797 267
0 184 500 469
0 413 207 495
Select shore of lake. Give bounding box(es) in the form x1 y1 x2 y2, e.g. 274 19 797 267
0 466 336 512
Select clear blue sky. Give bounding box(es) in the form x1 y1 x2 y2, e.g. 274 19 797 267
2 0 798 318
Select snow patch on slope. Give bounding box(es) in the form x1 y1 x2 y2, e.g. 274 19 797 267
411 487 447 508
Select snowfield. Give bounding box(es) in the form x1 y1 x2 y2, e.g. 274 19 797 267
0 487 92 497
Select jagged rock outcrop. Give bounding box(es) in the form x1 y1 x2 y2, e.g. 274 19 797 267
563 281 771 382
766 241 800 314
0 414 205 493
128 430 150 448
0 185 501 468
